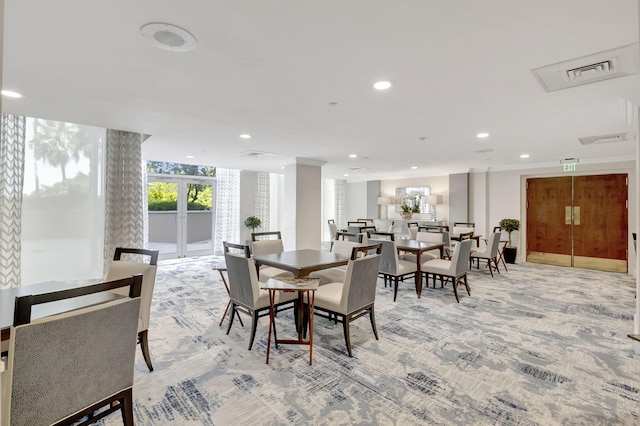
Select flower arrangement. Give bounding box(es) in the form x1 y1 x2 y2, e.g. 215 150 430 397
400 195 420 214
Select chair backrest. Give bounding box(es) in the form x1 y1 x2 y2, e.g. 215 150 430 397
335 231 363 243
251 231 282 241
452 226 475 239
251 238 285 256
387 221 395 233
406 222 419 228
634 232 637 254
492 226 502 233
488 231 501 256
106 247 159 332
416 231 444 244
367 231 395 241
454 222 476 228
224 250 261 308
332 240 363 258
451 239 473 275
5 277 142 426
223 241 251 257
407 226 418 239
342 252 382 313
327 220 338 239
357 218 375 226
368 239 400 275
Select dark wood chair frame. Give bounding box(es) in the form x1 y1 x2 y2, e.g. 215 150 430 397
308 243 382 357
366 231 395 241
12 275 143 426
251 231 282 241
112 247 158 372
223 241 295 350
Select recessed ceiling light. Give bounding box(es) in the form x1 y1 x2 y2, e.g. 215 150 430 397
411 166 418 169
476 132 490 139
520 154 530 158
373 80 393 90
349 154 358 158
185 155 195 159
140 22 197 52
329 102 338 107
1 90 22 98
343 174 349 177
239 134 252 139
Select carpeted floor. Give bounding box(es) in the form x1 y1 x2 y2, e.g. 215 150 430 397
103 256 639 425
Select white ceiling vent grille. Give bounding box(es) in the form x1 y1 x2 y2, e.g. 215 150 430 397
578 132 630 145
531 43 638 92
237 150 276 158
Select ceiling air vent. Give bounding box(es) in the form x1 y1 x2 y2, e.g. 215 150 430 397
578 132 629 145
531 43 638 92
237 150 276 157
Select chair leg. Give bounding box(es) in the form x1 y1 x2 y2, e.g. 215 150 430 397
369 305 379 340
452 276 460 303
342 314 353 357
138 330 154 372
120 388 134 426
488 259 494 277
248 313 259 350
393 277 399 302
226 303 236 335
464 274 471 296
494 257 500 274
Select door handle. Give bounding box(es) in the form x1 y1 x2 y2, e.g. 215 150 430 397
574 206 580 225
565 206 572 225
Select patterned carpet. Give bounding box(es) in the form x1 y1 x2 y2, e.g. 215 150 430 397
102 256 639 425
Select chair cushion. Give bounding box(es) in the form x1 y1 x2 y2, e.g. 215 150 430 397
254 288 297 309
308 267 346 285
313 282 345 313
397 259 418 275
421 258 453 275
106 260 157 332
452 226 474 239
257 267 294 283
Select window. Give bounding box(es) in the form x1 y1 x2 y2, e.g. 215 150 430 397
21 118 106 284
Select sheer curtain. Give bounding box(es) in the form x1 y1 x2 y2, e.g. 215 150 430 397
104 130 146 271
214 168 240 255
334 179 347 230
254 171 270 231
0 114 26 289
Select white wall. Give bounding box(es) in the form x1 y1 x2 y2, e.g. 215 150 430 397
346 181 368 221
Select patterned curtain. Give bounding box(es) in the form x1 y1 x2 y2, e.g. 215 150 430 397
214 168 240 255
254 172 270 231
0 114 26 288
104 130 146 271
334 179 347 230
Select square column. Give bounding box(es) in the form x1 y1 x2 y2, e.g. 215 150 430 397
282 158 326 250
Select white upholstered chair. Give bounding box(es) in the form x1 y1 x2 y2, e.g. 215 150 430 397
368 238 418 302
2 275 142 426
224 242 297 350
422 239 473 303
309 239 364 285
106 247 159 372
470 231 502 277
311 244 382 357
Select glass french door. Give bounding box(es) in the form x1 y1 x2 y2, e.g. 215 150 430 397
147 175 216 259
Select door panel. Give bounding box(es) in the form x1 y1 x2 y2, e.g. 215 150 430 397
526 174 628 272
526 177 572 266
573 174 627 272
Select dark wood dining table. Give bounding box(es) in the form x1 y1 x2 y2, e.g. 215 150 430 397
252 249 349 278
1 279 119 343
395 238 446 298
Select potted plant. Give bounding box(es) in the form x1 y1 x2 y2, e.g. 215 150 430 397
244 216 262 233
499 218 520 264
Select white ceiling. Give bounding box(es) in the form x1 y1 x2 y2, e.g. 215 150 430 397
3 1 639 181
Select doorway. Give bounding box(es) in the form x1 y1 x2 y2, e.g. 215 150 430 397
147 175 216 259
526 174 628 272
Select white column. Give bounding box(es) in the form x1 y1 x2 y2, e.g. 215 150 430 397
282 158 326 250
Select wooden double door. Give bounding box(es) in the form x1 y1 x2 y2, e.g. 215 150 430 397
526 174 628 272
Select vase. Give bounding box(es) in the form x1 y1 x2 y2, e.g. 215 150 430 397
400 212 413 220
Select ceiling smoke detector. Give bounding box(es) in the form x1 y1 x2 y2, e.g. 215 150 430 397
578 132 630 145
140 23 197 52
531 43 638 92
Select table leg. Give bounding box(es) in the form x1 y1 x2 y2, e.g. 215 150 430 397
415 254 422 298
265 290 276 364
308 290 314 366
